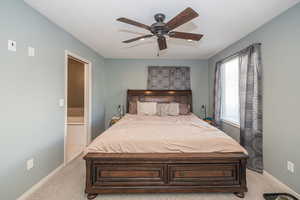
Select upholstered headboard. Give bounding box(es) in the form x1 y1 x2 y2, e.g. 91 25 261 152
126 90 192 113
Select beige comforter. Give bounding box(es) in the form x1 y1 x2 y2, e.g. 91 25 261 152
86 114 247 154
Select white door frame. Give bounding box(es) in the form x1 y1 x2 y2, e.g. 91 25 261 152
64 50 92 165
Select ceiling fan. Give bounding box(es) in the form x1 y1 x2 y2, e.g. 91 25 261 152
117 7 203 51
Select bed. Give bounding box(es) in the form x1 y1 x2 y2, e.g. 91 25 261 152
84 90 248 199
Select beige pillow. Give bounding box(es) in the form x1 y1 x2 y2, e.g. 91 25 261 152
137 101 157 115
168 103 179 116
157 103 169 116
179 103 190 115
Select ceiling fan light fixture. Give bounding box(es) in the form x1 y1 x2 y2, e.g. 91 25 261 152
117 7 203 50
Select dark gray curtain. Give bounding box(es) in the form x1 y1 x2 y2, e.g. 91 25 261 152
213 43 263 173
147 66 191 90
213 62 223 127
239 44 263 173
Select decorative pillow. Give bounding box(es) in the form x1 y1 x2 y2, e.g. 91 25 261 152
137 101 157 115
179 103 190 115
128 101 137 114
168 102 179 116
157 103 169 116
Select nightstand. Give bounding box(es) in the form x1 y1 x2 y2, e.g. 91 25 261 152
109 116 122 127
203 117 215 126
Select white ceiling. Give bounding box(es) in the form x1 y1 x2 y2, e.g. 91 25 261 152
25 0 299 59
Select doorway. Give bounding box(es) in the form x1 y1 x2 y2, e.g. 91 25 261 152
64 51 92 164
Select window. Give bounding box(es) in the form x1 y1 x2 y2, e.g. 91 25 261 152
220 57 240 126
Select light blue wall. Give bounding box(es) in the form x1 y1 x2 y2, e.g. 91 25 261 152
0 0 106 199
208 3 300 193
2 0 300 198
104 59 209 126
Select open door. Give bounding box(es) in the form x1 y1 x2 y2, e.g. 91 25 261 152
64 51 91 164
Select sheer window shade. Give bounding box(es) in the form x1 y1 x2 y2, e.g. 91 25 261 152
220 58 240 125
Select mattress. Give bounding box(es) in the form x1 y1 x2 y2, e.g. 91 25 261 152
86 114 247 154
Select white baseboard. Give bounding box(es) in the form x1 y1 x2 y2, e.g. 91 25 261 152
17 164 64 200
264 170 300 198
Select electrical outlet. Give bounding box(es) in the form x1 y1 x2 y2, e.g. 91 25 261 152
8 40 17 52
287 161 294 173
27 158 34 171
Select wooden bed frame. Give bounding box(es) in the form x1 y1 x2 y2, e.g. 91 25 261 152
84 90 248 199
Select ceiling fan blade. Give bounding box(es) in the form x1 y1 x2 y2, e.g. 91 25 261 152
117 17 151 30
166 7 199 31
169 31 203 41
122 35 153 43
158 37 167 50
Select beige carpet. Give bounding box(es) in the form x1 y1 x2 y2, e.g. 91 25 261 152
25 156 297 200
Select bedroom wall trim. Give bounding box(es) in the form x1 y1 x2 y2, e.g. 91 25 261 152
17 164 64 200
263 171 300 199
222 120 240 129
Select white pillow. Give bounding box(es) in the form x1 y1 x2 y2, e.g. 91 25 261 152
137 101 157 115
168 103 179 116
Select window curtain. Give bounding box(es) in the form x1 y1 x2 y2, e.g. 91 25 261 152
147 66 191 90
239 44 263 173
213 62 223 127
213 43 263 173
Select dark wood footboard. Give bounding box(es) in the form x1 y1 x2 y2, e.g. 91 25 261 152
84 153 248 199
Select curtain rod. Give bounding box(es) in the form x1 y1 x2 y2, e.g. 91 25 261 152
217 43 261 64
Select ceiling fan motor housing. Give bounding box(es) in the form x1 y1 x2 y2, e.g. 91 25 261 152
154 13 165 22
151 13 169 37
